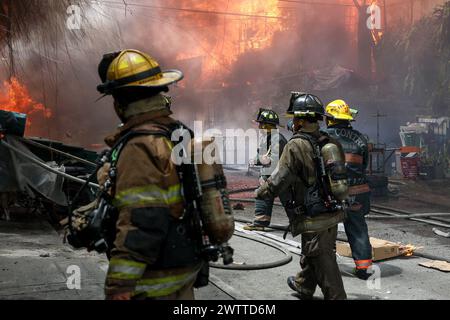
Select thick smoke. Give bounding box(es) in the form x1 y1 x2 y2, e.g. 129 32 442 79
1 0 447 150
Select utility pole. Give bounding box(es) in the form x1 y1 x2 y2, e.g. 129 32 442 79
371 109 387 172
372 109 387 146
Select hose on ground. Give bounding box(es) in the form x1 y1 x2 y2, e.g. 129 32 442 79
209 232 292 270
230 195 450 264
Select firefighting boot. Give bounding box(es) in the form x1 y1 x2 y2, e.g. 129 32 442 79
354 269 371 280
287 276 313 300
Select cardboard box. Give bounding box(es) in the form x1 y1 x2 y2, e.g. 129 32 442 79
336 237 401 261
419 260 450 272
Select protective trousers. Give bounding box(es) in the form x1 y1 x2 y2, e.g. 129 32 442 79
345 191 372 270
294 226 347 300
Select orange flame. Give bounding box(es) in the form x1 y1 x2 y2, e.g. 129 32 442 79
0 77 51 126
174 0 286 82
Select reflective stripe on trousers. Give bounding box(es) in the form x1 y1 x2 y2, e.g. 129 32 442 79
113 183 183 209
134 270 199 298
355 259 372 270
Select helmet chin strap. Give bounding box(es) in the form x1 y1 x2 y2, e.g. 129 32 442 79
260 123 276 130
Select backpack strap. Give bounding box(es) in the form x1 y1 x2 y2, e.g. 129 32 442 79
288 133 318 187
109 129 170 165
110 120 193 165
290 132 320 158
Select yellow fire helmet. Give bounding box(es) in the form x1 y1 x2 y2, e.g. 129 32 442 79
325 99 354 121
97 49 183 95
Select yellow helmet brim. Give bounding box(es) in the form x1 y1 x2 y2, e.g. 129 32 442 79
333 113 354 121
122 69 184 88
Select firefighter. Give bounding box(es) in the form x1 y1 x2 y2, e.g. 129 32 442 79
325 99 372 280
256 93 347 300
244 108 289 231
96 49 203 300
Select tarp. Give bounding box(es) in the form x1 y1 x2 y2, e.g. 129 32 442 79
312 65 354 91
0 135 67 206
0 139 18 192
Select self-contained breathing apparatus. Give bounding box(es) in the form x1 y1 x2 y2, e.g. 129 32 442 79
66 123 234 287
285 132 349 224
66 130 159 254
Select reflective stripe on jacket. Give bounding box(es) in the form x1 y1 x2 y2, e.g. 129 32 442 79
103 108 200 298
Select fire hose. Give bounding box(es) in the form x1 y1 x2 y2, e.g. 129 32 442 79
5 137 447 268
230 195 450 264
2 138 292 271
210 232 293 270
0 139 100 189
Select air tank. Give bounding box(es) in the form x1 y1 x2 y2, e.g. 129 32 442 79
192 138 234 244
321 142 349 201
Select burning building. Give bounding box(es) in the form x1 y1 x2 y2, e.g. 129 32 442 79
0 0 447 147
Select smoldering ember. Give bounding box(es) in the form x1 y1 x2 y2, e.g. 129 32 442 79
0 0 449 304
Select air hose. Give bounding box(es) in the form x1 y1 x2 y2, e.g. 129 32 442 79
232 200 450 264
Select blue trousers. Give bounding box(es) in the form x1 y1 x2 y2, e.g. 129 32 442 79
344 192 372 269
253 189 291 226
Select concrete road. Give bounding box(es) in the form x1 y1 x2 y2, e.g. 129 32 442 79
0 212 107 299
1 203 449 300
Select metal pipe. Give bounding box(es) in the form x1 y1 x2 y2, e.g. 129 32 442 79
20 137 97 168
370 208 450 228
231 195 450 265
368 212 450 219
230 194 450 227
1 140 100 189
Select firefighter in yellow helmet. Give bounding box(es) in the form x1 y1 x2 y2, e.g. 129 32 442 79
324 99 373 280
96 49 204 300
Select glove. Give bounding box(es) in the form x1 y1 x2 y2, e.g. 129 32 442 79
254 187 264 200
258 176 266 186
255 183 270 200
259 155 271 166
